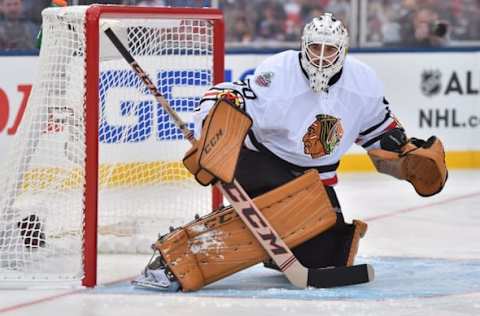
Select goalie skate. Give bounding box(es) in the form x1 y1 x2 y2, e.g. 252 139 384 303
131 256 180 292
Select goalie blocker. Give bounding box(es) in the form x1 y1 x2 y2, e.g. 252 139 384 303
183 96 252 186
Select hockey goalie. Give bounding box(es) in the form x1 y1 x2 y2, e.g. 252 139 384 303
132 13 448 292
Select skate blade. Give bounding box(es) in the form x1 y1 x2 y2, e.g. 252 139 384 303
131 279 180 292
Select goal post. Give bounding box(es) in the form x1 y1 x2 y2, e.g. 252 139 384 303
0 5 224 288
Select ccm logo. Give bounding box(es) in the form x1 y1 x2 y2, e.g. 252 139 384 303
203 128 224 154
241 207 287 255
223 183 288 255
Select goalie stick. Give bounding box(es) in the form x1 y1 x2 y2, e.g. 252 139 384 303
102 24 374 289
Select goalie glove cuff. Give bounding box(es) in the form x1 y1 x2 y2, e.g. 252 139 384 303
380 128 407 153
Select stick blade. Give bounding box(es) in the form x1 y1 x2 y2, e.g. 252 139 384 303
307 264 374 288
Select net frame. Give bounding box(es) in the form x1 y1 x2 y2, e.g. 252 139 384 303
83 5 224 287
0 5 224 288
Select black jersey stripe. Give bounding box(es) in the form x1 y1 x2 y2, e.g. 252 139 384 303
361 134 384 148
359 107 391 136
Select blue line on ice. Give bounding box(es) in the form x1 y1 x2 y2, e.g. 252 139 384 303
95 256 480 300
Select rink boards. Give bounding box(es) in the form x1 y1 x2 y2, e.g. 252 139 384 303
1 50 479 172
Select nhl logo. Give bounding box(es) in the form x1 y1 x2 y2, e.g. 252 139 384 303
421 70 442 97
254 72 274 87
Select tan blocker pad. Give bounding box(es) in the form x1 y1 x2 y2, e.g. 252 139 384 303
154 169 337 292
183 99 252 185
368 137 447 197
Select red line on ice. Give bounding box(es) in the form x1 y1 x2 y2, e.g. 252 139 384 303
364 191 480 222
0 276 135 314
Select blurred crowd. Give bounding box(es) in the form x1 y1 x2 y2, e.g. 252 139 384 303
222 0 480 47
221 0 352 45
366 0 480 47
0 0 45 50
0 0 479 51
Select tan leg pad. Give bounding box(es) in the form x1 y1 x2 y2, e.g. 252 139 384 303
346 219 368 266
155 169 336 291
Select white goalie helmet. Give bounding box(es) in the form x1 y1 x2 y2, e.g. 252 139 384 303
300 13 349 93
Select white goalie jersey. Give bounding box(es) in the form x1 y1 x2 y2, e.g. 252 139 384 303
195 51 401 185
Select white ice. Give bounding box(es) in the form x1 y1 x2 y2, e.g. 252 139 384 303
1 170 479 316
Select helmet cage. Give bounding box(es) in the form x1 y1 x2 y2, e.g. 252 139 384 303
301 13 349 92
304 43 341 70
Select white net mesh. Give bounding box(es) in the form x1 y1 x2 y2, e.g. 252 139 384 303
0 6 218 284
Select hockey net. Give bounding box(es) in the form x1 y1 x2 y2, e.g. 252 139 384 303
0 5 224 287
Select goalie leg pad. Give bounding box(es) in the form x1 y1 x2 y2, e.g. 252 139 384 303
368 137 447 197
154 169 336 292
183 99 252 185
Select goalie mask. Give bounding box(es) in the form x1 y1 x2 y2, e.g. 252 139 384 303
301 13 349 93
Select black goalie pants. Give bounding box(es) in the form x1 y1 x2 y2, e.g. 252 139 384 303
234 147 357 268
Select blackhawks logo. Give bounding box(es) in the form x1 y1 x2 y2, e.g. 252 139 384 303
303 114 343 158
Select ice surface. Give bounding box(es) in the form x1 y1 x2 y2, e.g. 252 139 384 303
1 170 479 316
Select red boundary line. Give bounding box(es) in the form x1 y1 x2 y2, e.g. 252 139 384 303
0 276 134 314
0 289 86 314
363 191 480 222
